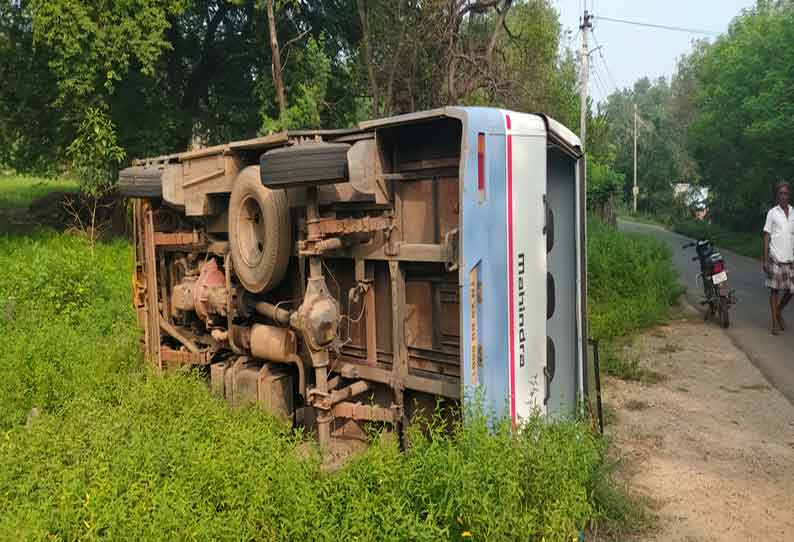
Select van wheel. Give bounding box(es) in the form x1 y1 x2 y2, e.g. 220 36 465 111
229 166 291 293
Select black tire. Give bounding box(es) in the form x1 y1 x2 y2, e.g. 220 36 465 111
260 143 350 188
117 169 163 198
719 298 730 328
229 166 291 294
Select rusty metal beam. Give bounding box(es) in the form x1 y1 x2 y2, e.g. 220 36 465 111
336 360 460 400
160 347 211 366
153 231 202 246
344 241 450 263
355 259 378 366
405 374 459 399
389 260 408 414
333 401 396 423
378 168 459 181
142 203 162 371
308 214 392 238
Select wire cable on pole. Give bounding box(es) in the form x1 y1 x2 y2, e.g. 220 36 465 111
596 54 619 96
594 15 720 36
589 61 609 103
591 30 621 95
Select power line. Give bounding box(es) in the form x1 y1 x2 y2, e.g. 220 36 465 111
594 66 611 102
594 15 720 36
591 30 620 95
589 61 609 103
595 54 619 96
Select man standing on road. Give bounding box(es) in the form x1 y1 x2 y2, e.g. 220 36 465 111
763 181 794 335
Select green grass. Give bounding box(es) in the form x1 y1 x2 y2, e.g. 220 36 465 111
673 219 762 260
0 177 633 541
587 218 680 388
588 219 683 344
0 173 78 210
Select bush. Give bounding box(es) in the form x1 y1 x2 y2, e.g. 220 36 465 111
0 217 613 541
587 157 624 207
587 218 682 343
0 378 606 541
0 229 135 428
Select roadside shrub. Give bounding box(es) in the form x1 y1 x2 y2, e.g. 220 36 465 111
0 182 629 541
0 229 135 428
587 218 682 342
0 382 605 542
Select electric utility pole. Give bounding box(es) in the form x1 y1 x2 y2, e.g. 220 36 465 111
580 9 593 169
633 103 638 213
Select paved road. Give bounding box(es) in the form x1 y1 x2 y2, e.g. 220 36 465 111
619 219 794 405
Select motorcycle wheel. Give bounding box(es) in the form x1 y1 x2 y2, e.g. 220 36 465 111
719 298 730 329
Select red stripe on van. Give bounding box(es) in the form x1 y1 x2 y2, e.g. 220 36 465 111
505 114 516 426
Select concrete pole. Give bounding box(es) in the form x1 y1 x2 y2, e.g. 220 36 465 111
580 9 592 195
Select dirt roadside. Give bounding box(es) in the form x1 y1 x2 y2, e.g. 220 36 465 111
603 312 794 541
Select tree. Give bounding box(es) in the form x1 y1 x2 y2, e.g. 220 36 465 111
499 1 578 126
1 0 582 184
22 0 187 184
354 0 575 118
689 3 794 230
0 1 60 173
601 77 686 215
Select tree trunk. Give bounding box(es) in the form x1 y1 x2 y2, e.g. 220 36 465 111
486 1 509 62
357 0 379 117
266 0 287 116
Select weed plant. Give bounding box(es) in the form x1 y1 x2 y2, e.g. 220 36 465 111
0 221 620 540
588 218 682 343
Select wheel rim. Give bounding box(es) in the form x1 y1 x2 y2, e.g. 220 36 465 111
237 195 266 268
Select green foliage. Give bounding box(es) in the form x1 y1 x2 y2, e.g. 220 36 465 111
3 0 362 175
587 218 682 343
0 178 643 541
601 77 690 214
0 230 135 429
3 0 583 182
0 379 608 541
28 0 186 103
689 3 794 231
609 4 794 231
500 1 580 127
0 3 61 174
587 156 624 205
66 107 125 193
260 36 333 133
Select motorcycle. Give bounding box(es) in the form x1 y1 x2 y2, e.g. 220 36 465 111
682 238 736 328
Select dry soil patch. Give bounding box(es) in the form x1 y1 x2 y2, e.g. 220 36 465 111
604 318 794 541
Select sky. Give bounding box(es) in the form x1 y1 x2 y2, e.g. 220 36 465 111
553 0 756 103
